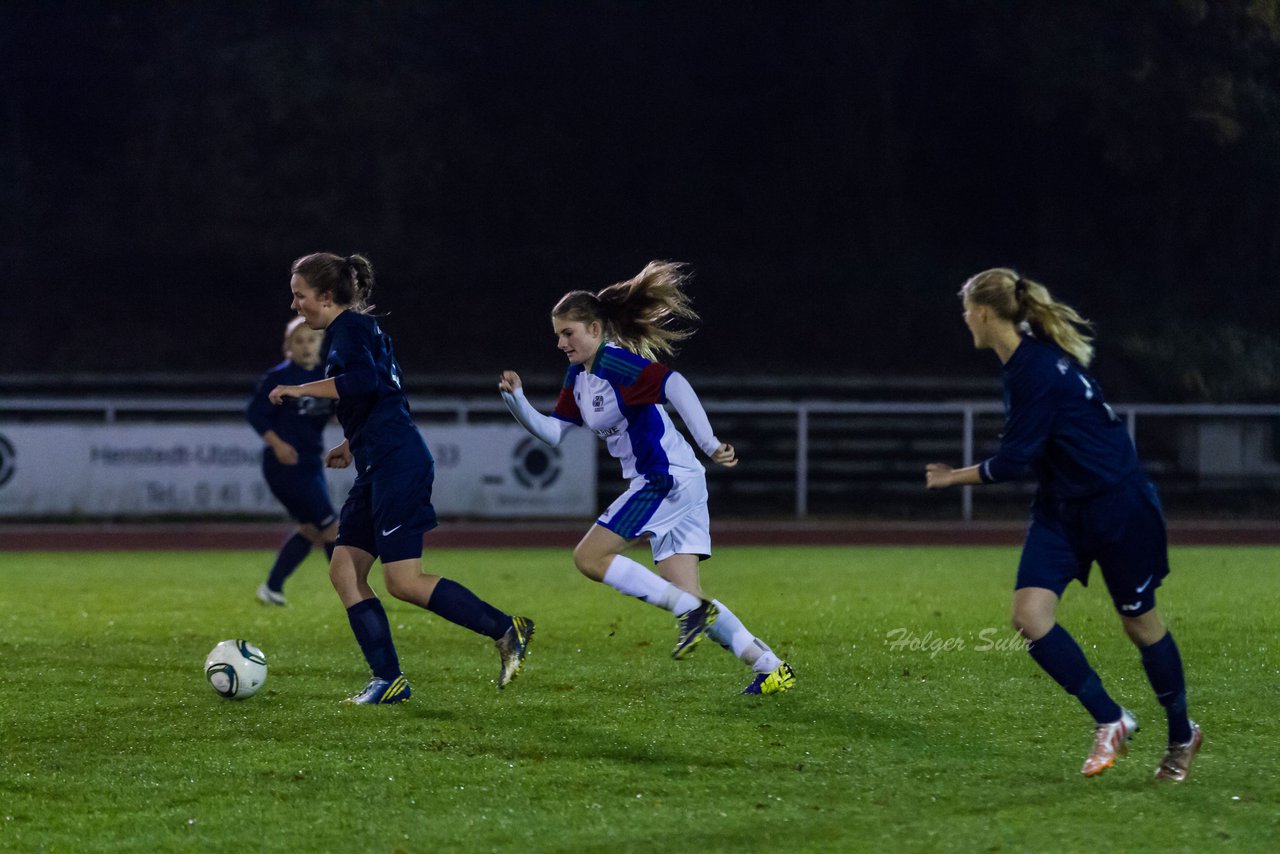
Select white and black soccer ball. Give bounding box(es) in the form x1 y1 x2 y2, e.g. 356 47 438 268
204 639 268 700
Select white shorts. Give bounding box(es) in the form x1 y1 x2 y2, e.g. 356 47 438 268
597 473 711 563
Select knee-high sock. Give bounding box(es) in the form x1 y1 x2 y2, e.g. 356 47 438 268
707 599 781 673
601 554 700 615
346 598 401 680
1027 624 1122 724
266 533 311 592
426 577 510 640
1141 631 1192 743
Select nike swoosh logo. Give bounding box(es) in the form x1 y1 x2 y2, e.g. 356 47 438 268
1135 575 1154 593
381 525 402 536
1120 602 1142 612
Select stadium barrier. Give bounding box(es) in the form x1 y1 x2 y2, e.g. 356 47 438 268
2 398 1278 521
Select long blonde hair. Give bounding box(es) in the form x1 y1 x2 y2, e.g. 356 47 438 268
551 260 700 361
961 267 1096 366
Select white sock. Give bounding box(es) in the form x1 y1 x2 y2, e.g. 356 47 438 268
602 555 700 614
707 599 782 673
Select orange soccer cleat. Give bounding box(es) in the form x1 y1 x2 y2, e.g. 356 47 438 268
1081 708 1139 777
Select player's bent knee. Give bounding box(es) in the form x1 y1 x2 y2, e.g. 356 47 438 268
383 573 410 601
1011 610 1053 642
571 545 608 581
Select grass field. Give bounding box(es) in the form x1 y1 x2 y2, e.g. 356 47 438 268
1 545 1277 852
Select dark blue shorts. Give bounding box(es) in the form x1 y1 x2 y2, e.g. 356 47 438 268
337 449 438 564
1016 473 1170 616
264 461 337 528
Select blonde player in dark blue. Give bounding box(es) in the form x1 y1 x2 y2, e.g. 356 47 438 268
246 317 337 606
926 268 1200 781
269 252 533 704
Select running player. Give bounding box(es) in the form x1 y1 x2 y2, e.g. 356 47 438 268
498 260 794 695
270 252 533 703
925 267 1200 780
246 317 337 606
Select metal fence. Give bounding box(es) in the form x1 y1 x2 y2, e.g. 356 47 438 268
4 397 1280 521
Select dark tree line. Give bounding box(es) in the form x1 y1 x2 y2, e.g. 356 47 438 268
2 0 1279 400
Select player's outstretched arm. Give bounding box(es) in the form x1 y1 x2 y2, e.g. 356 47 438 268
270 378 339 404
498 371 572 447
925 463 982 489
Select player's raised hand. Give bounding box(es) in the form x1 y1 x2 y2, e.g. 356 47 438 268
712 442 738 468
498 370 523 393
925 463 953 489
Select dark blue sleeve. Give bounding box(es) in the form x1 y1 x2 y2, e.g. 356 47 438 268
979 370 1058 484
329 325 378 398
245 373 277 435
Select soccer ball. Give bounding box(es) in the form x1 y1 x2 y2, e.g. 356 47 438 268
204 639 268 700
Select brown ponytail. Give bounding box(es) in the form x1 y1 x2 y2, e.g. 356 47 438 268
291 252 376 314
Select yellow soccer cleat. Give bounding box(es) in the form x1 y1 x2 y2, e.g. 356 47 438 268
742 661 797 696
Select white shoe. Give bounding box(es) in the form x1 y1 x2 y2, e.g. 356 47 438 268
1082 707 1139 777
256 584 286 606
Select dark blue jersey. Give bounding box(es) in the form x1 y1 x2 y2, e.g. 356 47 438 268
979 335 1138 499
323 310 428 472
246 359 334 464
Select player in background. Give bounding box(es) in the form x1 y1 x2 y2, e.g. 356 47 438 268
498 260 795 695
925 267 1200 781
270 252 533 703
246 317 337 606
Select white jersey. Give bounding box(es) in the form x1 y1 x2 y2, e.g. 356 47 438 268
551 343 706 481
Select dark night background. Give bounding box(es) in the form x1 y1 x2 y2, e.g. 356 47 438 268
3 0 1279 401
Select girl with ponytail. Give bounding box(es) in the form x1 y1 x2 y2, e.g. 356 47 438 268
499 260 795 696
925 267 1200 781
270 252 535 704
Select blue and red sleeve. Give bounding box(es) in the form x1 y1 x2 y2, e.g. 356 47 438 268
619 362 671 407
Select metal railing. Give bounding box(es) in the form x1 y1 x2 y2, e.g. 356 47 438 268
4 397 1280 521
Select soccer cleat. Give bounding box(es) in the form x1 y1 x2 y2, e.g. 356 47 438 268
1154 722 1203 782
672 599 719 660
742 661 797 696
496 616 535 689
256 583 286 607
1081 707 1139 777
342 675 411 704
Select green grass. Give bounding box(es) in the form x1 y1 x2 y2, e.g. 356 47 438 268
1 545 1277 852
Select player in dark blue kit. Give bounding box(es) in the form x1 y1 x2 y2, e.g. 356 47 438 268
925 268 1201 781
246 317 337 606
269 252 533 703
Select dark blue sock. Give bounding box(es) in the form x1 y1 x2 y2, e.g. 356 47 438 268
1028 624 1123 724
426 578 511 640
323 541 336 561
346 598 401 680
1141 631 1192 744
266 533 311 592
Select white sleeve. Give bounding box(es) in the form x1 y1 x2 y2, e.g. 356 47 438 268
665 372 721 457
501 387 573 447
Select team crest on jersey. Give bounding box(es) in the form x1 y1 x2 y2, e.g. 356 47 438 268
592 394 605 411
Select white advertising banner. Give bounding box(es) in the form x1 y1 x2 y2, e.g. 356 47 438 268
0 423 595 518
